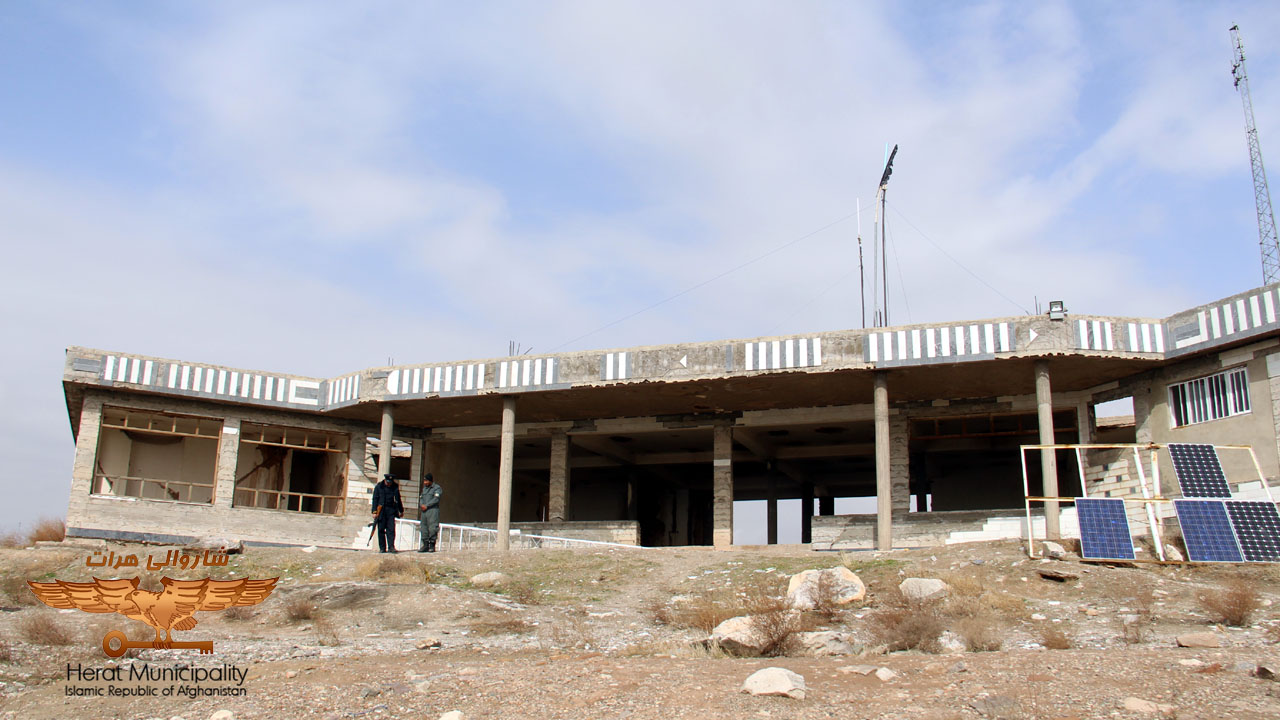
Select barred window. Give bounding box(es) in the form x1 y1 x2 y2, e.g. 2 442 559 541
1169 367 1250 428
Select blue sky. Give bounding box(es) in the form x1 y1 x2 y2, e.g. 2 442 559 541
2 2 1279 538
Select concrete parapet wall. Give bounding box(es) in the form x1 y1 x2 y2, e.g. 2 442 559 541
475 521 640 546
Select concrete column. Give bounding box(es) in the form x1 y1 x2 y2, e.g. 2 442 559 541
377 404 395 479
548 430 570 522
213 417 241 508
409 439 424 486
801 482 814 544
65 395 106 531
1035 360 1061 539
712 424 734 548
818 495 834 516
766 472 778 545
496 396 517 551
874 372 892 550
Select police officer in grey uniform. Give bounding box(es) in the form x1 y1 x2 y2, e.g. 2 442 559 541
418 472 442 552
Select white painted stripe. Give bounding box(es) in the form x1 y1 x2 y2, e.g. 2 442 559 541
1077 320 1088 348
288 379 320 407
759 341 768 369
882 332 893 361
911 329 922 359
998 323 1010 352
812 338 822 366
103 355 116 381
1224 305 1236 335
940 329 951 357
544 358 553 384
897 331 907 360
771 340 781 370
167 364 177 389
388 370 400 395
434 367 444 392
499 362 508 388
217 370 227 396
618 353 627 379
327 379 334 404
129 359 140 384
1251 295 1262 327
477 365 485 390
954 327 965 355
1089 320 1100 350
1237 299 1249 330
180 365 191 391
984 324 995 354
265 377 275 401
531 359 541 386
1210 307 1222 339
970 325 981 354
1154 325 1165 353
240 374 250 398
252 375 262 399
1128 323 1138 352
869 333 879 363
926 328 937 358
444 366 453 392
465 363 474 390
204 369 214 393
228 371 238 395
744 343 755 370
785 339 795 368
1266 292 1276 323
453 366 463 392
350 375 358 401
521 359 531 387
1103 322 1114 351
1141 323 1152 352
799 337 810 365
142 360 153 386
192 367 203 391
605 353 614 380
410 369 418 394
118 357 131 382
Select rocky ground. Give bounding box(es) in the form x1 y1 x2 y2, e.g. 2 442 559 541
0 538 1278 719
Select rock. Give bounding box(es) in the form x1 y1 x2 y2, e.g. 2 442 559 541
741 667 806 699
792 631 860 656
1085 608 1100 616
186 537 245 554
1176 632 1222 648
1163 544 1184 562
458 667 478 676
285 670 298 679
948 661 968 673
899 578 950 601
1041 540 1067 559
971 695 1019 718
439 713 464 720
874 668 897 682
301 545 317 553
1254 664 1278 681
710 616 767 657
469 572 509 587
208 712 235 720
359 687 381 698
837 665 878 675
414 680 432 693
1122 697 1159 713
1036 568 1079 582
786 567 866 610
971 558 985 566
1031 613 1047 621
417 637 442 650
1178 659 1204 667
937 631 966 654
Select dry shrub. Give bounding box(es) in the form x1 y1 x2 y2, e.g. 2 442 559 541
1 577 39 606
981 591 1028 619
1200 579 1261 627
811 571 850 622
222 606 256 622
20 613 74 646
501 579 541 605
1039 626 1072 650
954 616 1002 652
544 612 593 649
356 556 431 584
313 614 341 646
284 597 318 622
655 576 788 633
0 532 24 549
0 640 11 663
867 600 947 653
750 609 803 657
468 608 534 636
940 572 986 599
26 519 65 544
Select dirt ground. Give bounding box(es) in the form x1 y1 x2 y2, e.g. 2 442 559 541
1 538 1278 719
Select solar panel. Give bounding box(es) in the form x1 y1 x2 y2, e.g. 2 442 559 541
1225 501 1280 562
1167 443 1232 498
1174 499 1243 562
1075 498 1136 560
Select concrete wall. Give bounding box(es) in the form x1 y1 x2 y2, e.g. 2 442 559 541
474 520 640 545
427 441 499 524
812 511 1020 550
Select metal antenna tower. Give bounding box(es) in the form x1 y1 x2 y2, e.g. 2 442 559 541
1231 25 1279 285
872 144 898 327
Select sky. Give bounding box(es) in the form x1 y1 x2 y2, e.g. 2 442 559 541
2 2 1279 540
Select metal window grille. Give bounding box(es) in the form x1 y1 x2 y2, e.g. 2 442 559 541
1169 367 1250 427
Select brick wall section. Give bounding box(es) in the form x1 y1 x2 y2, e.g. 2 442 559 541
890 415 910 511
66 389 384 549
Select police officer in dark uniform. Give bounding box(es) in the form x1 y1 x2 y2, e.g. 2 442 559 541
372 474 403 553
418 473 442 553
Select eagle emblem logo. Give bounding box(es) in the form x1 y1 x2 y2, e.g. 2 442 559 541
27 576 277 657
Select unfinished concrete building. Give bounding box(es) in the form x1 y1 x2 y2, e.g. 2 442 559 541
60 284 1280 549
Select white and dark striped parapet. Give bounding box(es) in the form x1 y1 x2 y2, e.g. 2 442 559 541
65 283 1280 412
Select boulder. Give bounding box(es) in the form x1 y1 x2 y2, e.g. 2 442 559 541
710 616 767 657
792 631 860 656
1163 544 1184 562
874 668 898 682
937 631 967 654
438 713 464 720
1041 541 1067 559
1176 632 1222 648
1122 697 1159 714
787 567 866 610
186 537 245 554
899 578 950 602
469 572 509 588
741 667 805 699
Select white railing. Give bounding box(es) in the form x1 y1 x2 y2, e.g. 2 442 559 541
352 519 641 551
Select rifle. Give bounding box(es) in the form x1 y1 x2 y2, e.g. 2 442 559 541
367 504 383 547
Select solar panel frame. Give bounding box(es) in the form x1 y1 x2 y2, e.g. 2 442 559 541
1075 497 1136 560
1167 443 1232 498
1174 499 1243 562
1225 501 1280 562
